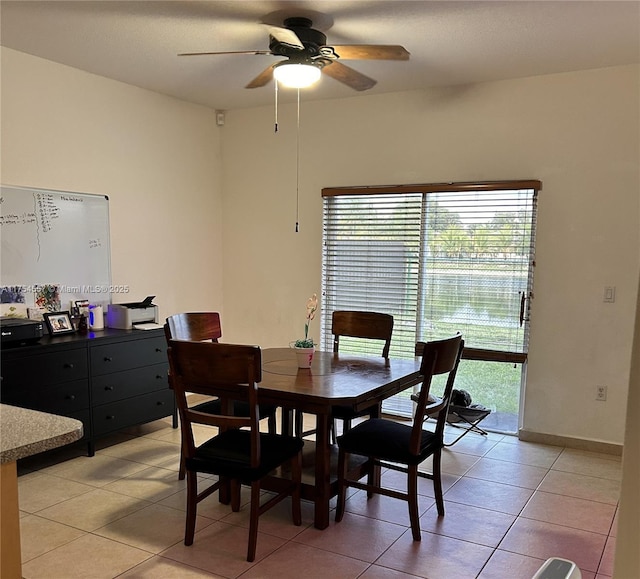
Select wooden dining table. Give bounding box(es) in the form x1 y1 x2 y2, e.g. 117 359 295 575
256 347 422 529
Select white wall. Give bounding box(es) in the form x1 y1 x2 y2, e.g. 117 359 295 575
1 48 224 317
220 65 640 446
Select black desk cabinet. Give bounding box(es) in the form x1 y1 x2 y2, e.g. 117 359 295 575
1 328 175 456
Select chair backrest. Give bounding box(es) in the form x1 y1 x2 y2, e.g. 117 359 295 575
410 334 464 454
164 312 222 343
332 310 394 358
166 340 262 466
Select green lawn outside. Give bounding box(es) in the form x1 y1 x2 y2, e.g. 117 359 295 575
338 331 524 420
387 359 521 411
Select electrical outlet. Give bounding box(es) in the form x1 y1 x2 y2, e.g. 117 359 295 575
596 385 607 401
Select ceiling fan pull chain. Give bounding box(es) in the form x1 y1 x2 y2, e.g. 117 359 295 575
274 79 279 133
295 87 300 233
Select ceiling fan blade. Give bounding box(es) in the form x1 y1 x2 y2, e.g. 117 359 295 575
322 61 377 91
329 45 410 61
245 64 275 89
267 25 304 49
178 50 272 57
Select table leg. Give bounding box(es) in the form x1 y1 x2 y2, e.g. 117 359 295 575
369 402 382 491
217 398 234 504
314 413 331 529
281 408 294 437
1 461 22 579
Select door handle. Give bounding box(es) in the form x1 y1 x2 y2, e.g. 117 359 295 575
520 291 533 327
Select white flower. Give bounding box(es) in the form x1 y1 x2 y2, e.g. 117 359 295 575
306 293 318 322
297 293 319 347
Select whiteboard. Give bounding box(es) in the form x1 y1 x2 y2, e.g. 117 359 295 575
0 185 112 310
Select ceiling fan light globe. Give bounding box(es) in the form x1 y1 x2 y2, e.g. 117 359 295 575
273 63 321 88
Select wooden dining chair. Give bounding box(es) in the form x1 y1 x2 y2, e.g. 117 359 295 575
166 340 303 562
165 312 277 479
335 333 464 541
296 310 394 439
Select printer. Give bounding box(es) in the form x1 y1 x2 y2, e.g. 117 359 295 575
0 317 44 346
106 296 159 329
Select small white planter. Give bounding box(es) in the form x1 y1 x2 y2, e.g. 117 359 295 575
292 345 315 369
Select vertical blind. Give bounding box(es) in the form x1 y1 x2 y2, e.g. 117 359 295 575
321 192 422 356
321 181 540 360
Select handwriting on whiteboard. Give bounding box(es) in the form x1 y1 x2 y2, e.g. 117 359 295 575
0 211 37 226
35 193 61 233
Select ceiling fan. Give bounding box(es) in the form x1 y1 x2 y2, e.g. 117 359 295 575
179 16 410 91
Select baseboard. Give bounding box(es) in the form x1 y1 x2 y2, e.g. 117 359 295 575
518 429 623 456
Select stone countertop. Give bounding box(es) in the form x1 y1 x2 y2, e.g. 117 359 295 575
0 404 83 463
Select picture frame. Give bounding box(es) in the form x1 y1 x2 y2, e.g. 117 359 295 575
43 311 76 335
74 299 90 317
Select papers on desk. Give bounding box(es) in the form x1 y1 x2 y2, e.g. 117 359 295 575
133 323 163 330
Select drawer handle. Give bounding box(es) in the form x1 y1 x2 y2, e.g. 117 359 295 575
104 357 113 362
155 375 163 380
63 363 75 369
156 401 165 406
65 394 76 400
104 386 114 391
106 415 115 420
155 348 162 353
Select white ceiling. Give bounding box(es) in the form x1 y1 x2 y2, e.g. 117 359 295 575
1 1 638 111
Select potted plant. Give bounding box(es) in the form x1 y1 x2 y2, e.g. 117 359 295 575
292 293 318 368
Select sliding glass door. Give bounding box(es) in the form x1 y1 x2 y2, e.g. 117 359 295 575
321 181 540 433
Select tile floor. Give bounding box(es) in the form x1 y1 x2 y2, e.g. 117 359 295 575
16 413 620 579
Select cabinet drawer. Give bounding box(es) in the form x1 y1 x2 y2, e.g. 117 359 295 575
92 389 175 436
1 379 89 414
90 337 167 375
91 363 169 405
1 348 88 386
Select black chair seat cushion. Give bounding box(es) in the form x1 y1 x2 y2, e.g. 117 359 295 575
337 418 441 465
192 399 277 420
186 430 304 480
